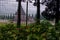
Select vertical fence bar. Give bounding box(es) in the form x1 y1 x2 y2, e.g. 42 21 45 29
26 0 28 27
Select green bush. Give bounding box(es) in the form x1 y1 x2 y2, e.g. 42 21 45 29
0 23 17 40
0 20 60 40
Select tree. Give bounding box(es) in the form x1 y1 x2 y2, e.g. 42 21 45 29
41 0 59 24
41 7 55 21
17 0 21 28
55 0 59 24
36 0 40 24
16 0 21 40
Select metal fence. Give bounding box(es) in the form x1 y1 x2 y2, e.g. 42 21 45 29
0 0 59 25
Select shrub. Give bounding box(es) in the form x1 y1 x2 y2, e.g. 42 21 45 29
0 20 59 40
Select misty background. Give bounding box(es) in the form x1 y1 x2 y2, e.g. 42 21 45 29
0 0 46 17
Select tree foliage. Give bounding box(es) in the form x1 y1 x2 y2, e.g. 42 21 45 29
41 0 56 21
41 0 60 26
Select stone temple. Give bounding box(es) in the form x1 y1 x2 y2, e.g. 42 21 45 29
14 6 35 24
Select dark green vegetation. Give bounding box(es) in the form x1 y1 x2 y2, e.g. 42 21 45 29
0 14 14 20
41 0 59 24
0 20 60 40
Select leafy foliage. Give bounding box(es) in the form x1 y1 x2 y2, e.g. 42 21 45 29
0 20 60 40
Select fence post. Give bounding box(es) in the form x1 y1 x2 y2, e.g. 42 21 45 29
26 0 28 27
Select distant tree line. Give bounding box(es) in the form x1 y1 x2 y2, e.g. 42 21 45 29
0 14 14 20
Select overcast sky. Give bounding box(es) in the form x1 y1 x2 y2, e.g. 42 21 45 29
0 0 46 15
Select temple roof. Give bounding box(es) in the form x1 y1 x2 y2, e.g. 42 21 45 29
15 6 25 15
